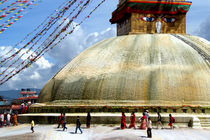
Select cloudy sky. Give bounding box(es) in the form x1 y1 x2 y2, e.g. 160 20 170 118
0 0 210 91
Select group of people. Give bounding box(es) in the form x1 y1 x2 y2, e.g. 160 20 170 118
121 111 175 138
56 112 91 134
26 111 174 137
0 112 18 127
20 102 29 114
57 113 68 131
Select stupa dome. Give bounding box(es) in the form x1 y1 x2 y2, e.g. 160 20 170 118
38 34 210 107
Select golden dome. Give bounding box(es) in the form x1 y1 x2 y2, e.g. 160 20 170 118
38 34 210 107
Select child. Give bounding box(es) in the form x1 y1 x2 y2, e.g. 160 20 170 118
147 117 152 138
168 114 174 129
31 120 35 133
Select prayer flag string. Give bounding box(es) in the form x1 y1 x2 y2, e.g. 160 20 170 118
41 0 106 57
0 0 69 59
0 0 8 5
0 0 18 14
0 0 78 68
0 0 91 83
0 0 80 76
0 0 37 34
0 0 107 85
0 0 29 21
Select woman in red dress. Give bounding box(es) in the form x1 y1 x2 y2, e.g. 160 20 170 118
139 112 147 130
121 112 126 129
129 112 136 129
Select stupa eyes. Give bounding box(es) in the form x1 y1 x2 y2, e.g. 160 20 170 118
139 16 176 23
162 17 176 23
141 17 156 22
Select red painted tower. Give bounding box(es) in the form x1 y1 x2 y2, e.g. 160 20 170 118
18 88 38 104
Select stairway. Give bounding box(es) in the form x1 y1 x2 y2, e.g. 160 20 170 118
198 117 210 128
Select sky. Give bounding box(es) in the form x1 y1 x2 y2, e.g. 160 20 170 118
0 0 210 91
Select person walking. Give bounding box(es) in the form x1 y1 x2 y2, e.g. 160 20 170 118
145 110 149 122
147 117 152 138
168 114 174 129
4 113 7 126
121 112 126 129
157 112 163 129
86 112 91 128
31 120 35 133
24 103 28 113
7 113 11 126
129 112 136 129
1 113 4 127
10 114 14 125
57 113 63 128
13 113 18 126
139 112 147 130
63 113 67 131
21 103 25 114
75 116 82 134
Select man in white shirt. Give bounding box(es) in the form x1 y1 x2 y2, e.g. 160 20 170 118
7 113 11 126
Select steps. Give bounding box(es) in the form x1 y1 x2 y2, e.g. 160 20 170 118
199 117 210 128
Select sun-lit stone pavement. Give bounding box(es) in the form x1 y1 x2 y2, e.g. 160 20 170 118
0 124 210 140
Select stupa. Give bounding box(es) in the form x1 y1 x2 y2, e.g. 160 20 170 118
32 0 210 115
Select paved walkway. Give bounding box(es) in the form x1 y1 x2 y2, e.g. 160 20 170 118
0 124 210 140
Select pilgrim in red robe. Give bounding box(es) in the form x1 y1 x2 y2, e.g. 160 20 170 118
121 112 126 129
129 112 136 129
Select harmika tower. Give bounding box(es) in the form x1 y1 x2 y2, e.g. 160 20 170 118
110 0 192 35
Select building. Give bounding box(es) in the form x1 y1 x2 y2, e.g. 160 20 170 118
18 88 38 104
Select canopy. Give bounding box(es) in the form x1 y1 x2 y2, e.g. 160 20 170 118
110 0 192 23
